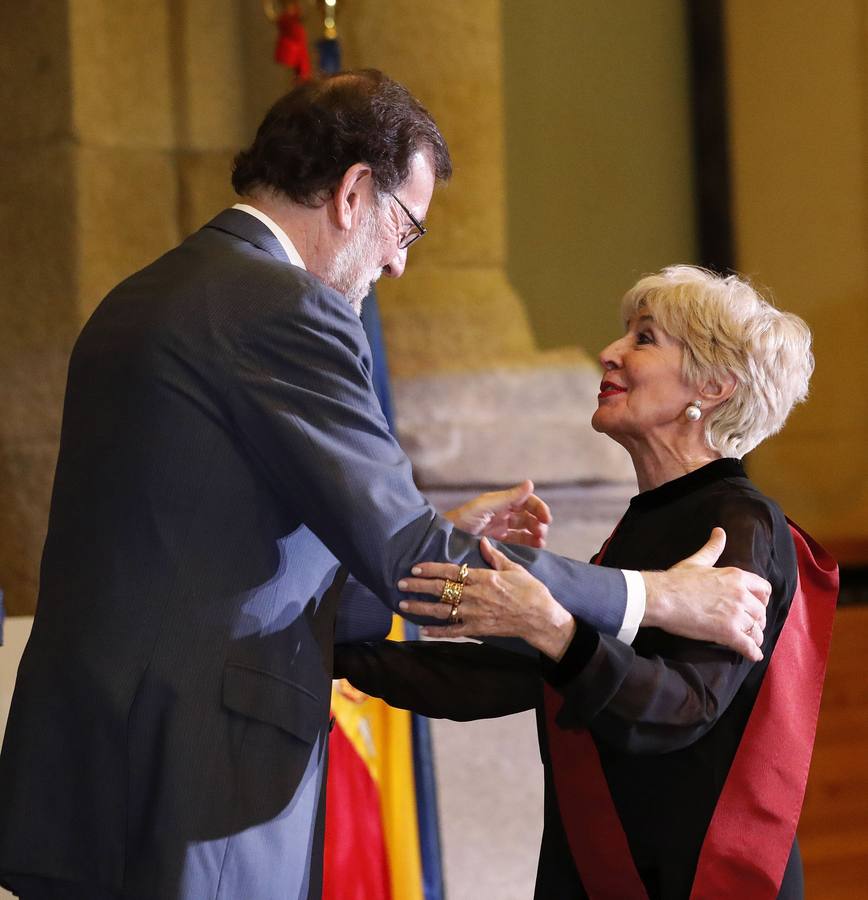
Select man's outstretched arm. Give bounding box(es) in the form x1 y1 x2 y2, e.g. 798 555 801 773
397 528 770 662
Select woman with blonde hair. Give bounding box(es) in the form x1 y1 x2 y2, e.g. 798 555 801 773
336 265 838 899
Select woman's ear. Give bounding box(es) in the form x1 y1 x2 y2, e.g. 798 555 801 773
698 371 737 408
331 163 374 232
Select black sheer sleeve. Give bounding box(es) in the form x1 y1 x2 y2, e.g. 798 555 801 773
333 640 541 721
547 494 787 754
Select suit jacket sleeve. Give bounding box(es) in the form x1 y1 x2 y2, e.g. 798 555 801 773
333 574 394 644
217 270 629 634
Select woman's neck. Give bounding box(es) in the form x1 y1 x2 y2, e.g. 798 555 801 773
626 440 722 492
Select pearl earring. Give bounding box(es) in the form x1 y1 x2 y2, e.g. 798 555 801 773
685 400 702 421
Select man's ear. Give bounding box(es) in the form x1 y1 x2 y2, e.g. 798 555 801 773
331 163 374 232
699 371 737 409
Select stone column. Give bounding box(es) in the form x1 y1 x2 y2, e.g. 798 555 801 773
341 1 632 489
0 2 78 615
0 0 256 614
343 2 537 375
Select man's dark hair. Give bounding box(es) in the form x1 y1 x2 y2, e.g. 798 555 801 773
232 69 452 205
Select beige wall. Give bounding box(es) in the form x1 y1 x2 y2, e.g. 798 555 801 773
502 0 697 356
725 1 868 547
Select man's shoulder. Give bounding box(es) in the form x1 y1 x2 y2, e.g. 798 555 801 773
189 220 353 326
80 216 365 372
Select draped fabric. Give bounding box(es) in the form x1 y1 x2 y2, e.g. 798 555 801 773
545 519 838 899
324 619 425 900
322 713 392 900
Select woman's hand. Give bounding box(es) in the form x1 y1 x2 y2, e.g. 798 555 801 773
443 480 552 548
397 538 577 661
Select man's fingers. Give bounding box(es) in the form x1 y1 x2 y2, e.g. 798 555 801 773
739 612 764 645
742 594 767 630
727 630 763 663
678 527 727 569
743 572 772 607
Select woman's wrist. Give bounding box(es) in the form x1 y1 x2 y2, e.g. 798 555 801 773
528 594 577 661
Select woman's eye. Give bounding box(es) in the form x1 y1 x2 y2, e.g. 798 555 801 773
636 331 654 345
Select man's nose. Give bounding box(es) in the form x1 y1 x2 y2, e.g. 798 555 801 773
382 248 407 279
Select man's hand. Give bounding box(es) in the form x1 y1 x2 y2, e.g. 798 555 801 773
641 528 771 662
444 479 552 548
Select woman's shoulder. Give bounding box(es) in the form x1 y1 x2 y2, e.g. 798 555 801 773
699 470 786 531
697 472 796 581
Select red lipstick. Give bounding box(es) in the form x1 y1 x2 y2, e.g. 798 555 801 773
598 380 626 399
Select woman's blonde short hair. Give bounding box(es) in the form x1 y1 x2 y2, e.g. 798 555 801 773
620 265 814 458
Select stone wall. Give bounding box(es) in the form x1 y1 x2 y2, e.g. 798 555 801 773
0 1 278 614
0 2 78 615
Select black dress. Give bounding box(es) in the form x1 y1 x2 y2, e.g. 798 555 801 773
334 459 804 898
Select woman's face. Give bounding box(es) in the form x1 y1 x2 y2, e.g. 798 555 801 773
591 310 697 445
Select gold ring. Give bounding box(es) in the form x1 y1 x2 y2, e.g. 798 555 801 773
440 579 463 605
456 563 470 585
449 599 463 623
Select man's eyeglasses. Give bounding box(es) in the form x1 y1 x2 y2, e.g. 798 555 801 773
391 193 427 250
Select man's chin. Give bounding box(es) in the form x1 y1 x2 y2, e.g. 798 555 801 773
349 277 381 315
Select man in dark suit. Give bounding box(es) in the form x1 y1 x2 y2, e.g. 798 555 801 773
0 71 769 900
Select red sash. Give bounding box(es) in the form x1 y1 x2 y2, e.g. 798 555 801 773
544 520 838 899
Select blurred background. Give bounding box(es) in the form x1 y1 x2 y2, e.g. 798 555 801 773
1 1 866 898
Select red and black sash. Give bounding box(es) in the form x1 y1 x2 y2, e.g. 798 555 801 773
544 520 838 899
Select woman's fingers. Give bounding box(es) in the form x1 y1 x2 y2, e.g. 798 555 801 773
405 562 461 581
480 537 522 571
398 599 454 619
420 623 475 639
397 576 451 597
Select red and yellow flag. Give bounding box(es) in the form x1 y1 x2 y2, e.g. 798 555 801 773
323 617 427 900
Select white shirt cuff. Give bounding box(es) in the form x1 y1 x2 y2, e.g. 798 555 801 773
617 569 646 644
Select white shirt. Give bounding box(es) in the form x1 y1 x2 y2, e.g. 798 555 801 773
232 203 307 269
231 204 646 643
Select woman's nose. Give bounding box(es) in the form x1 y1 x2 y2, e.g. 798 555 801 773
599 338 623 370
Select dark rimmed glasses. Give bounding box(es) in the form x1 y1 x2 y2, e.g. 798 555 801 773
391 193 427 250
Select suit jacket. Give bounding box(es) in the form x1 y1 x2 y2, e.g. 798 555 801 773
0 209 628 900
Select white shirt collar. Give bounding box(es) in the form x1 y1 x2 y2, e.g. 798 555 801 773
232 203 307 270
